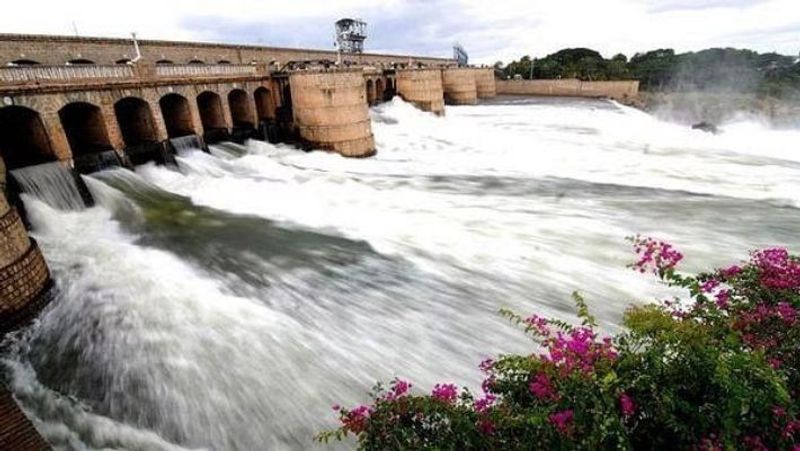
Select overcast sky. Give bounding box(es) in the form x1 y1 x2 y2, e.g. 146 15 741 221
3 0 798 63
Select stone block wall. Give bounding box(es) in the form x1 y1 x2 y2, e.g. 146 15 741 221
496 79 640 101
0 158 53 334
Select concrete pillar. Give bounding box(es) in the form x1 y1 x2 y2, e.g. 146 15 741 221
187 95 205 136
289 70 376 158
141 92 168 142
99 102 126 150
246 93 259 126
41 112 73 161
475 68 497 99
442 68 478 105
396 69 445 115
220 94 234 131
0 156 53 334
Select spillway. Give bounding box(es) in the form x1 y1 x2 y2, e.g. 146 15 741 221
2 96 800 450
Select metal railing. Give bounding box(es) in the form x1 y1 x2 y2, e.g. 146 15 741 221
0 64 134 83
0 63 262 87
155 64 257 78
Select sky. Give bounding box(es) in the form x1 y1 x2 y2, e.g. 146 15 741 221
2 0 798 63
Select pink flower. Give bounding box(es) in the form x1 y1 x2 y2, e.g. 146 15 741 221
331 404 341 411
543 327 617 375
431 383 458 404
474 393 496 413
714 290 731 309
549 409 574 435
478 358 495 373
341 405 372 434
528 373 557 401
777 302 797 324
524 314 551 336
700 279 720 293
630 235 683 275
383 378 412 401
719 265 742 279
751 248 800 290
619 392 635 417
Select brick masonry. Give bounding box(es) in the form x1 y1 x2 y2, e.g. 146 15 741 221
0 33 453 67
0 385 51 451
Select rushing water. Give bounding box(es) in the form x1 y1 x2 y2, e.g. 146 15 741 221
2 96 800 450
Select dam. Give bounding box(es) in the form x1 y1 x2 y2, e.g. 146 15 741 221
2 33 798 451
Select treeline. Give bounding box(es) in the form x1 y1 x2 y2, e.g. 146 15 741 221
499 48 800 97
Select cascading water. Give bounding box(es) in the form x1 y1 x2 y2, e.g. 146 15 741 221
2 97 799 450
10 161 86 210
169 135 203 153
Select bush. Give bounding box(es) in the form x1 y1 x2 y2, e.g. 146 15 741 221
318 236 800 450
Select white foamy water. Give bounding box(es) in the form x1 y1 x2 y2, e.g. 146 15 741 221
3 97 799 450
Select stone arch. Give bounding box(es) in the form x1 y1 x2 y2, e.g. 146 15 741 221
366 79 375 104
227 89 254 129
159 93 195 138
68 59 95 65
218 60 232 65
376 78 384 103
156 59 174 65
0 106 56 169
254 86 274 120
58 102 113 157
10 59 40 66
114 97 158 146
116 58 132 65
197 91 227 133
188 59 205 65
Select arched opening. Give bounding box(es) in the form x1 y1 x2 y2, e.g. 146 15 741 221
188 59 205 65
218 60 232 65
159 93 195 138
0 106 54 169
227 89 254 129
156 59 174 65
197 91 227 143
10 59 40 66
366 79 375 105
68 59 95 65
375 79 384 103
58 102 113 157
254 87 274 120
116 58 132 65
114 97 157 146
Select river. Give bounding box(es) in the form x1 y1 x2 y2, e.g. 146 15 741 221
2 96 799 450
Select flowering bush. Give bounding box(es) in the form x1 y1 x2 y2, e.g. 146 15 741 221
318 237 800 450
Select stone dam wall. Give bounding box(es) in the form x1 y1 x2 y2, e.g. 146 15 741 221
496 79 640 101
0 33 452 67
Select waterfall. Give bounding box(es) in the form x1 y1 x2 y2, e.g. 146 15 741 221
170 135 203 153
208 142 248 159
10 161 87 211
74 150 124 175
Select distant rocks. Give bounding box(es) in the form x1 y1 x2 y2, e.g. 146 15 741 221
691 121 720 134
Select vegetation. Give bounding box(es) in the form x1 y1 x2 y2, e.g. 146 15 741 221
318 237 800 449
500 47 800 98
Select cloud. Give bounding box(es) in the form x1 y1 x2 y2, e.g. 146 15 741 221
645 0 769 13
1 0 797 64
